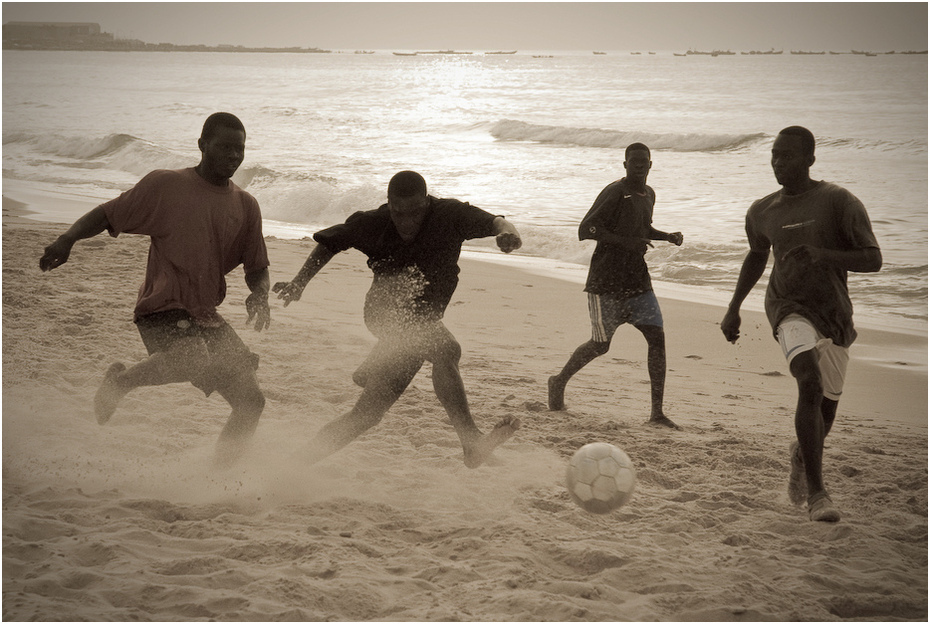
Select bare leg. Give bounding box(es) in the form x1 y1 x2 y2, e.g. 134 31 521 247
95 337 210 424
431 350 520 468
548 340 610 410
790 352 840 521
213 370 266 467
296 349 421 464
639 325 680 430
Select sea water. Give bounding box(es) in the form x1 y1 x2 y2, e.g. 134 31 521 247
2 50 927 332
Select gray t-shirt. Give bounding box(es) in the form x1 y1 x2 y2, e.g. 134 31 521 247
746 181 879 347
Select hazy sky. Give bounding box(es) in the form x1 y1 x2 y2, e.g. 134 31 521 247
2 2 927 51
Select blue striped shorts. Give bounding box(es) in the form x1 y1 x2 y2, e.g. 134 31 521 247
588 291 663 343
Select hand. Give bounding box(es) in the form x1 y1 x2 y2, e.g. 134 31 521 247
39 236 74 272
667 232 684 246
272 280 304 307
720 308 741 343
246 291 271 331
496 231 522 254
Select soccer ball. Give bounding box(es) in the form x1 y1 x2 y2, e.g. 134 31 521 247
565 442 636 514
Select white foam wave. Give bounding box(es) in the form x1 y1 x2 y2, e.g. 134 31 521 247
489 120 767 152
3 131 194 178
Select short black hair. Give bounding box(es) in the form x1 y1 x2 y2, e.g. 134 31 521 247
388 171 427 198
201 112 246 142
777 126 815 156
625 142 651 159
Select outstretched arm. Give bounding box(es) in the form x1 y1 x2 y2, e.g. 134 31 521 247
720 249 769 343
492 217 522 253
272 243 336 307
39 205 110 271
245 267 271 331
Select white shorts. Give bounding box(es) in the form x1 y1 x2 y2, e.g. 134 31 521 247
776 314 849 401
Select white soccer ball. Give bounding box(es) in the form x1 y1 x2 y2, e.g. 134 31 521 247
565 442 636 514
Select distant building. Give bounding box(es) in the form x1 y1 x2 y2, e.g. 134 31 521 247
3 22 113 48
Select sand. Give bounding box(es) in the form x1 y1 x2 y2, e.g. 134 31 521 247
3 197 927 621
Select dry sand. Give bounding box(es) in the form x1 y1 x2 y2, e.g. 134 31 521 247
3 199 927 621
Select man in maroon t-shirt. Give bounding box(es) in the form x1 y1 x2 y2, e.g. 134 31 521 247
274 171 522 468
40 113 271 466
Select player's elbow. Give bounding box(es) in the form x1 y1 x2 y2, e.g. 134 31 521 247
862 247 882 273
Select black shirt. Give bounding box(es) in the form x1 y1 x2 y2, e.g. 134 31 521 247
314 196 499 323
579 178 655 296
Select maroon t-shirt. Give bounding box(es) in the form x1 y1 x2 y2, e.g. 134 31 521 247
103 168 269 325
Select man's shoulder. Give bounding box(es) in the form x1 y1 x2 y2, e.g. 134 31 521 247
815 181 859 202
749 188 783 211
431 196 473 211
136 168 189 186
601 179 627 195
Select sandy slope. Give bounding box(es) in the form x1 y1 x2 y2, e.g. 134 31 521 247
3 214 927 621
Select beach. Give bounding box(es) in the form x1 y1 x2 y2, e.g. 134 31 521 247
3 196 927 621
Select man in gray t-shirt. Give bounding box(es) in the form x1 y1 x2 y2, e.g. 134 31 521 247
721 126 882 523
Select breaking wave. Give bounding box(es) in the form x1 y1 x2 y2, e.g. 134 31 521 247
489 120 767 152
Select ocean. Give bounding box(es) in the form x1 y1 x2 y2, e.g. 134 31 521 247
3 49 927 333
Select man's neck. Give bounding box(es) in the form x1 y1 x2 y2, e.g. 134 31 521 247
782 178 817 196
194 164 230 188
624 178 648 195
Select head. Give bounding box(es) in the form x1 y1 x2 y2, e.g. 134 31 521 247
623 142 652 183
197 112 246 184
772 126 815 188
387 171 430 242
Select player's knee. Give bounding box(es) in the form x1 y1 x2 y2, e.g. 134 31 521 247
590 340 611 356
637 324 665 344
789 352 821 397
793 367 823 398
430 335 462 364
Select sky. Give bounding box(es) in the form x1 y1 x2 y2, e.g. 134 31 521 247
2 2 927 52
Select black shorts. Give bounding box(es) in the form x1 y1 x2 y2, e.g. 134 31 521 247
135 309 259 396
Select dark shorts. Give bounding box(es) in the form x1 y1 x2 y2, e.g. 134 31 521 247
136 309 259 396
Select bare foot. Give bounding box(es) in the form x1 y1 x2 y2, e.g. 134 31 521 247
94 362 127 425
464 415 521 468
548 376 566 411
646 414 681 430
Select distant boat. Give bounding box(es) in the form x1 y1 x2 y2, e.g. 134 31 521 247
864 52 878 57
418 50 472 55
485 50 517 55
532 55 554 58
354 50 375 54
593 51 606 55
393 51 417 56
631 51 641 55
791 50 826 55
673 52 687 57
648 51 656 55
